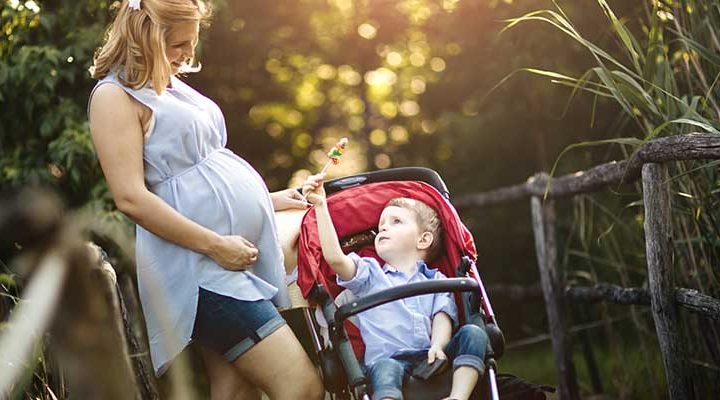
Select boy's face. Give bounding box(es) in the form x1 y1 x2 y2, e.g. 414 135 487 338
375 206 424 260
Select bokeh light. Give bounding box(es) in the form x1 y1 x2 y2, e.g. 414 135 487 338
357 23 378 39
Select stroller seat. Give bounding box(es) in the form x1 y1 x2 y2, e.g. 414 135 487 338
294 167 550 400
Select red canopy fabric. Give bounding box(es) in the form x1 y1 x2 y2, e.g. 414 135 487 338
297 181 477 298
296 180 478 358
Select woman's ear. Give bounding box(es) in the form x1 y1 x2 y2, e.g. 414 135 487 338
417 231 434 251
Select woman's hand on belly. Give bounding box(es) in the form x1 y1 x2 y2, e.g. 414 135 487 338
207 235 259 271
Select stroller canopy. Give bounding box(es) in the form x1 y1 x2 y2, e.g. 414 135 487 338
297 180 478 300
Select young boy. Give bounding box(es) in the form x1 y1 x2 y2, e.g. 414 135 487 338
305 174 489 400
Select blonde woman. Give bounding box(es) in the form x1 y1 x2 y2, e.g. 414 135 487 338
87 1 324 398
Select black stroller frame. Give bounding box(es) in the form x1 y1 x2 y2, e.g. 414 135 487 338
300 167 506 400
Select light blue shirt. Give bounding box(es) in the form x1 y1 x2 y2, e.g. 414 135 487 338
338 253 458 367
89 71 290 376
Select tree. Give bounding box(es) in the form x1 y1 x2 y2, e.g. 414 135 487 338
1 0 115 209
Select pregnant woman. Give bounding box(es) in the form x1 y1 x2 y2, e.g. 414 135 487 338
88 1 323 398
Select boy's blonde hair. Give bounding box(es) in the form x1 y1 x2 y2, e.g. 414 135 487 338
386 197 444 262
90 0 211 95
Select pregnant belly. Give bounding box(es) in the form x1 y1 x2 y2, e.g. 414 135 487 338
153 155 269 242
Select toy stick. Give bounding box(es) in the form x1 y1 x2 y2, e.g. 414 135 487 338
320 137 349 175
300 137 349 206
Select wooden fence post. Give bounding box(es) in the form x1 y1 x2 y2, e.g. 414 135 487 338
49 243 139 400
642 163 694 399
118 274 161 400
530 196 580 400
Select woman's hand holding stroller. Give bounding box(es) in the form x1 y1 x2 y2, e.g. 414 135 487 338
303 173 326 205
271 188 310 210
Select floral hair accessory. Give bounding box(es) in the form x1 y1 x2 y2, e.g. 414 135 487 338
128 0 141 11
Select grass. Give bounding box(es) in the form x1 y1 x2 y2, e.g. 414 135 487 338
499 317 668 399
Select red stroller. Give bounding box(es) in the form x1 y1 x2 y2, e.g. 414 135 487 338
294 167 548 400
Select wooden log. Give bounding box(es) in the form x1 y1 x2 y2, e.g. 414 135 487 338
566 283 651 305
487 283 544 301
530 197 580 400
675 289 720 322
534 161 641 199
491 281 720 321
49 241 139 400
0 251 69 395
118 274 161 400
639 133 720 162
567 285 720 321
94 250 143 400
454 161 640 209
642 163 694 399
453 182 530 209
454 133 720 209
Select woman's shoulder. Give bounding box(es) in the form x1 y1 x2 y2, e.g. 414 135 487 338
90 70 150 110
88 81 145 125
90 82 134 110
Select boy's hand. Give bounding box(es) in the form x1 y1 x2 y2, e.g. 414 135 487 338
302 173 326 206
427 344 447 364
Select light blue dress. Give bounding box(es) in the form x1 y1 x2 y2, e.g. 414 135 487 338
89 71 291 376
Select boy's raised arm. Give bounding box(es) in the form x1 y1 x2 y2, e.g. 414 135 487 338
314 202 357 280
304 174 357 281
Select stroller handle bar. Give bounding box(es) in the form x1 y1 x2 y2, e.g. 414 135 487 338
335 278 479 323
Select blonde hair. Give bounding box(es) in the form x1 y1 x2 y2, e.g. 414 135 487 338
386 197 444 262
90 0 212 94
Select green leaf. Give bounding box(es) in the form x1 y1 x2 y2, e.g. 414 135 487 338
648 118 720 140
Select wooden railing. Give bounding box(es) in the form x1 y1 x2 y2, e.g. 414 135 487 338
454 133 720 400
2 134 719 399
0 190 165 400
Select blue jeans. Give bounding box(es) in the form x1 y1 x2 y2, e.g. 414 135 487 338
367 325 489 400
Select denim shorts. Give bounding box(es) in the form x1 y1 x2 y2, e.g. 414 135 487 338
192 287 286 363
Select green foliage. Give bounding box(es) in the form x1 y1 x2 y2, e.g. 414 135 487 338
0 0 112 207
501 318 667 399
507 0 720 139
191 0 463 187
191 0 621 190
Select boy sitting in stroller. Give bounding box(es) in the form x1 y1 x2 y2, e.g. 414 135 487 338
304 173 490 400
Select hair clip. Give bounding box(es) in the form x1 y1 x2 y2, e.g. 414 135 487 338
128 0 141 11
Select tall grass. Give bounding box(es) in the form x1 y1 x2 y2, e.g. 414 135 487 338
507 0 720 398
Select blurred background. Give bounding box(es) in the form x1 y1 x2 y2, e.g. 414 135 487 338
2 0 719 398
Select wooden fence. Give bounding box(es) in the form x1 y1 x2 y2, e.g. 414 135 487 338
2 133 719 399
0 189 164 400
454 133 720 400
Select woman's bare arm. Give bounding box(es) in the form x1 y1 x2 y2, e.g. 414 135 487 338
89 84 256 270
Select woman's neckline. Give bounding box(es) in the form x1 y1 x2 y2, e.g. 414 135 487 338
167 75 178 91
